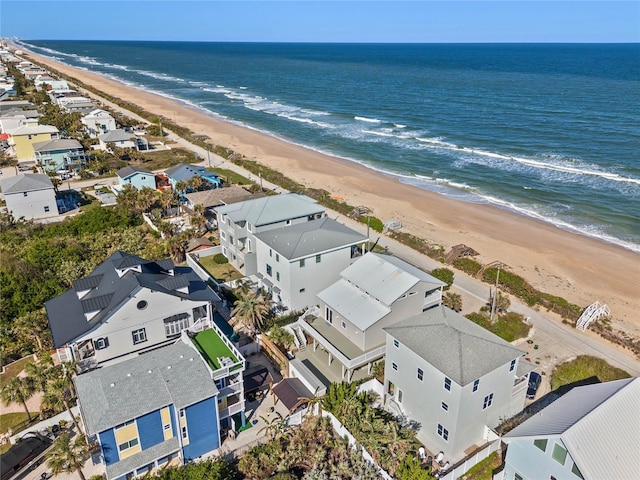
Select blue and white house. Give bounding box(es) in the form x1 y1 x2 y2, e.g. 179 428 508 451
116 166 157 190
502 377 640 480
33 138 87 172
165 163 221 192
75 341 222 480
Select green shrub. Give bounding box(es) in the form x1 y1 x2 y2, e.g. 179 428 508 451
358 216 384 233
483 268 540 306
213 253 228 264
453 257 482 276
430 268 454 290
550 355 630 391
539 293 582 320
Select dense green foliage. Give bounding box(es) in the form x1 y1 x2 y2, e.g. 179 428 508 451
465 312 531 342
150 459 238 480
388 231 445 260
550 355 630 391
213 253 228 264
459 452 501 480
430 268 454 290
452 257 483 276
483 267 541 307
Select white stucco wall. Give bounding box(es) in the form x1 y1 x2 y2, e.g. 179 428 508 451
4 187 58 220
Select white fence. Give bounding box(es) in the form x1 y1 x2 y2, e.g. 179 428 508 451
438 439 502 480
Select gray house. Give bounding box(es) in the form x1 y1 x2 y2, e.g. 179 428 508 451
383 306 532 463
0 173 58 220
503 377 640 480
253 217 368 311
46 251 220 371
292 253 445 385
215 193 325 275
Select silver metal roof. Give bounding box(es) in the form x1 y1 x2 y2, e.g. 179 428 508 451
317 278 390 331
98 129 135 142
75 341 219 435
32 138 82 152
504 378 639 480
116 165 153 179
384 306 524 386
9 124 58 135
255 217 366 260
0 173 53 194
341 253 445 306
215 193 324 227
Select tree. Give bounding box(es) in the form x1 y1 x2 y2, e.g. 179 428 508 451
174 180 188 194
268 326 294 350
230 291 271 333
430 268 454 291
258 412 290 440
443 291 463 312
190 203 206 232
1 376 36 420
188 175 204 192
13 309 52 352
46 432 89 480
25 353 55 394
43 375 83 434
159 190 178 217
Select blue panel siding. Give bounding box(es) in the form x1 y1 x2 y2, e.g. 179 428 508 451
99 429 118 466
137 409 164 450
182 397 219 461
169 404 177 439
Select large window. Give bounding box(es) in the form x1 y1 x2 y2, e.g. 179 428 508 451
132 328 147 345
164 315 190 337
483 392 494 409
552 443 567 465
437 423 449 441
266 264 272 276
534 439 548 452
118 438 139 452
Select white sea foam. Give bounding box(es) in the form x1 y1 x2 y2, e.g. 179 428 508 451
355 116 382 123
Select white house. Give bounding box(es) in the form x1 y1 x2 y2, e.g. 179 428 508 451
383 306 532 463
81 108 117 137
253 217 368 311
502 377 640 480
45 251 222 371
0 173 59 220
215 193 326 275
98 129 138 150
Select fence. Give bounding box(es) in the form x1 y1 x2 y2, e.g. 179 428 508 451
260 334 289 373
439 439 502 480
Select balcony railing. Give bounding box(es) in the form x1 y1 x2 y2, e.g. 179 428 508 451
218 400 245 419
219 382 244 398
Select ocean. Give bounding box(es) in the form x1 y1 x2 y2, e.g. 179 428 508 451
18 41 640 252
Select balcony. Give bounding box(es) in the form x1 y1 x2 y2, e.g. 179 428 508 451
219 381 244 398
218 400 245 419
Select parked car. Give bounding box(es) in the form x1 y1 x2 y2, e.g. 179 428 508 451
526 371 542 399
17 165 31 172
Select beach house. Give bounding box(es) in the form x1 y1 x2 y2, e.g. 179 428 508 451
164 163 222 192
116 165 157 190
45 251 222 371
215 193 325 276
502 377 640 480
8 124 59 161
253 217 368 311
81 108 117 137
0 173 59 220
383 306 532 464
290 253 445 388
75 341 225 480
33 138 87 173
98 129 139 151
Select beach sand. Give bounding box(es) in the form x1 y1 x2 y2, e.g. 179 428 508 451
27 52 640 339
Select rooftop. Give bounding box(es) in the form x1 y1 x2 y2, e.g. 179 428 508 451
215 193 325 227
189 328 239 372
32 138 83 152
185 186 259 209
0 173 53 194
117 165 154 179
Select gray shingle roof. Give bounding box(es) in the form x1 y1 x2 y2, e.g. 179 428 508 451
255 217 367 260
75 341 219 435
98 129 134 142
105 438 179 480
45 251 218 348
10 124 58 136
0 173 53 194
32 138 82 152
185 186 258 209
384 306 524 386
116 165 153 179
215 193 325 227
504 378 639 480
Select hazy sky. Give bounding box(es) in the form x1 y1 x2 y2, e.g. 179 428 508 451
2 1 639 43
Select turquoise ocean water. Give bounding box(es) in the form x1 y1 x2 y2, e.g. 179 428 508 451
18 41 640 252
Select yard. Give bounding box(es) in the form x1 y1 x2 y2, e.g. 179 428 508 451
210 167 252 186
198 255 243 283
129 146 198 170
550 355 630 391
459 452 502 480
1 356 34 389
465 312 531 342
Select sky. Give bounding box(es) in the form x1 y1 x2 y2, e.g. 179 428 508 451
1 1 639 43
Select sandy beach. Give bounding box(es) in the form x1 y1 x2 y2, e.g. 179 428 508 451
26 51 640 338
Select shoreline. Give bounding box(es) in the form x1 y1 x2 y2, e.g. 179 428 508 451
23 49 640 337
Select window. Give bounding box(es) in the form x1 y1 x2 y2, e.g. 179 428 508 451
181 426 188 439
118 438 139 451
222 246 227 257
510 359 517 372
132 328 147 345
44 206 50 212
163 424 171 431
94 337 109 350
417 368 424 381
276 253 280 262
441 402 448 411
552 443 567 465
392 362 398 371
393 339 399 348
300 258 305 267
571 462 584 479
341 321 346 329
266 264 272 276
299 288 306 293
397 390 403 403
285 220 291 226
115 420 135 430
179 409 185 418
437 423 449 441
473 379 480 392
444 377 451 391
23 192 28 197
325 307 333 324
316 254 321 263
269 249 272 257
164 315 190 336
220 231 226 240
229 235 234 245
514 474 523 480
276 272 280 281
483 393 494 409
137 300 148 310
534 439 548 452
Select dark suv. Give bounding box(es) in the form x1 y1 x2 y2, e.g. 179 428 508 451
526 371 542 400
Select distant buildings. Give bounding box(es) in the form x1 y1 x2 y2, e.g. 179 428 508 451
81 108 117 137
0 173 59 220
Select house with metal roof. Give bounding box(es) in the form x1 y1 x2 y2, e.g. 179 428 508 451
0 173 58 220
290 253 445 390
75 341 224 480
253 217 368 311
46 251 221 372
81 108 117 138
215 193 325 275
382 306 532 464
8 124 59 161
98 129 139 151
502 377 639 480
116 165 156 190
33 138 87 172
164 163 222 192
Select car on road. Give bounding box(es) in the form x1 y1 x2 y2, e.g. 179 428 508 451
526 371 542 399
17 165 31 172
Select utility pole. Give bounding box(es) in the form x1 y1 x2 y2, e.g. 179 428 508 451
207 149 211 168
259 168 263 190
490 263 502 323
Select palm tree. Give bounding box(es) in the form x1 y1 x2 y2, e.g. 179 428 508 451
25 353 55 394
258 412 289 440
1 376 36 420
159 190 177 217
42 376 82 434
188 175 204 192
46 432 89 480
230 291 271 333
190 203 206 232
12 309 52 352
443 291 463 312
166 235 187 263
174 180 188 194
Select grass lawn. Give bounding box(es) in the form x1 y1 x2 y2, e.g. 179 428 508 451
210 167 252 186
131 147 198 170
198 256 243 283
459 452 501 480
550 355 631 391
0 412 32 435
190 329 238 371
465 312 531 342
1 356 34 389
